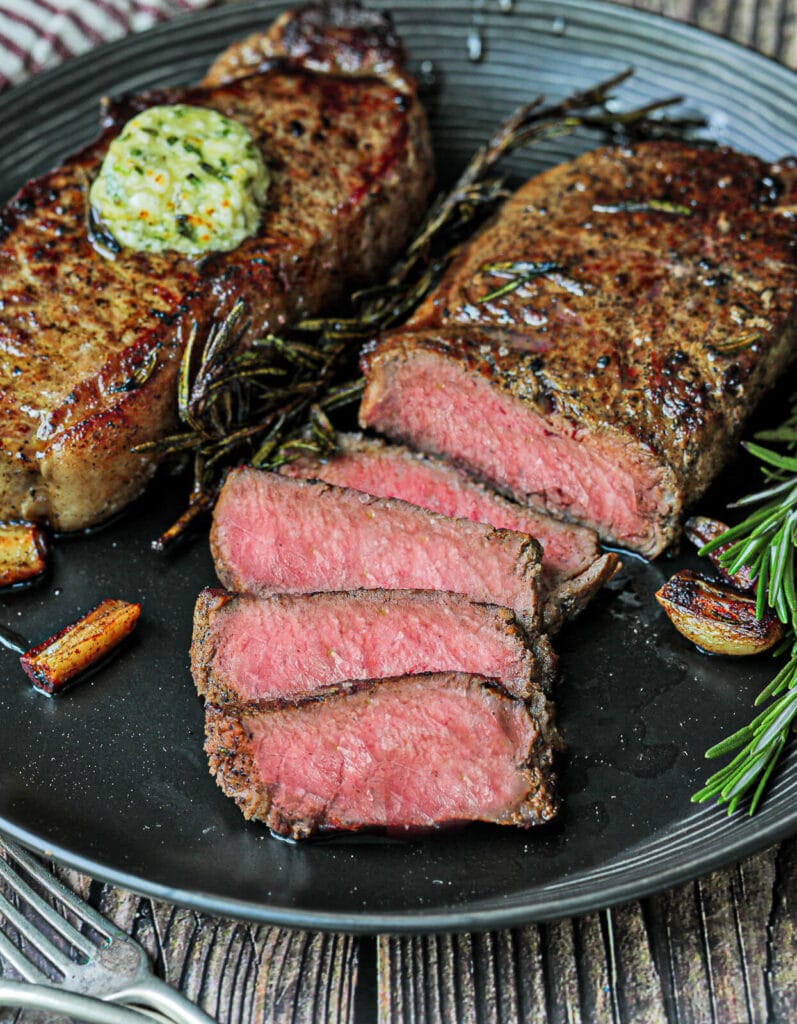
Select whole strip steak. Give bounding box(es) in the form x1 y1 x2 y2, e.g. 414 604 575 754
0 2 432 530
191 588 557 703
360 143 797 556
205 672 560 837
281 432 618 627
210 469 544 630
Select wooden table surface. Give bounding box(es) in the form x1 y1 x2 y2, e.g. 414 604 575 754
1 1 796 1022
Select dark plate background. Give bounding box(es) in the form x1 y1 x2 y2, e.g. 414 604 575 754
0 0 795 933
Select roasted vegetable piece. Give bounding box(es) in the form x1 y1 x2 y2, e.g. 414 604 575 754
20 599 141 695
655 570 782 656
0 522 47 587
684 516 756 592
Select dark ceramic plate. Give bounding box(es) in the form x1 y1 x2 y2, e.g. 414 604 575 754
0 0 795 933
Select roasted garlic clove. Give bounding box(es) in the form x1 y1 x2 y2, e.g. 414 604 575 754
684 516 756 592
20 599 141 695
0 522 48 587
655 570 782 656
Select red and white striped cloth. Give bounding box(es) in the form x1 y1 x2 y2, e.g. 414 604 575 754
0 0 214 91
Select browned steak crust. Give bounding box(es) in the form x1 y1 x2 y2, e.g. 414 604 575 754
0 3 433 530
203 0 410 89
360 143 797 556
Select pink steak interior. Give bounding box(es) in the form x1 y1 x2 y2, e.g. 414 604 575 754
361 350 675 555
245 676 536 828
209 593 531 700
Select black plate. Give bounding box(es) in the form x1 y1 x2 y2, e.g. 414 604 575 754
0 0 796 933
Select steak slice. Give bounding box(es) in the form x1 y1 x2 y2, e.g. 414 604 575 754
205 672 560 837
191 587 556 704
0 2 432 530
360 142 797 557
281 432 618 627
211 468 544 630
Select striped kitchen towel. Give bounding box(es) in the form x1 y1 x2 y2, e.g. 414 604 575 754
0 0 213 91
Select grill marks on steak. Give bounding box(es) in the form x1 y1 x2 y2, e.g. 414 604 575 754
211 468 544 630
281 432 618 627
360 143 797 556
191 588 556 704
0 3 433 530
205 673 560 837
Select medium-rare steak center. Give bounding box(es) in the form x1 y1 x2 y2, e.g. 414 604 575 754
210 468 545 630
191 588 557 703
281 432 618 627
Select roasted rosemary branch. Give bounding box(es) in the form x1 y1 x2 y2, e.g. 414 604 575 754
693 407 797 814
138 69 694 549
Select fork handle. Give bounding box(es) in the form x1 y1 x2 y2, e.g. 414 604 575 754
109 977 216 1024
0 981 163 1024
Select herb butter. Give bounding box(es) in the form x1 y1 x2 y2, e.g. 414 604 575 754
90 104 269 255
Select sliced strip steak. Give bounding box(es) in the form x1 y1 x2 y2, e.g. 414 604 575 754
0 2 432 530
281 432 618 627
191 587 557 703
360 143 797 557
205 672 560 837
211 468 544 630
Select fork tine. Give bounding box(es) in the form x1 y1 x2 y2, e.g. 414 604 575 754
0 926 50 984
0 885 75 975
3 841 120 941
0 850 95 958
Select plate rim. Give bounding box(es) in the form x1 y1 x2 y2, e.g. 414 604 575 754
0 0 796 932
3 799 797 933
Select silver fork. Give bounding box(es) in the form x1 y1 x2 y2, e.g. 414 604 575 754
0 838 216 1024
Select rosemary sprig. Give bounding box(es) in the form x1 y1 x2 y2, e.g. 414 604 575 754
591 199 692 216
138 69 696 548
477 260 564 302
692 403 797 814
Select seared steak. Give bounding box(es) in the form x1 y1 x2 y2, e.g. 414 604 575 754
191 587 556 703
204 1 410 89
360 143 797 556
0 2 432 530
205 672 560 837
281 432 618 626
210 468 544 630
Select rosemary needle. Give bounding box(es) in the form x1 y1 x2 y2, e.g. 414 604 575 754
693 400 797 814
138 69 698 549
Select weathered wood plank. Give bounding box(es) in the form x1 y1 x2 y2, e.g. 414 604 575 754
639 848 778 1024
623 0 797 67
767 841 797 1024
513 926 547 1023
574 913 615 1024
646 879 716 1024
540 918 578 1023
379 907 667 1023
612 903 667 1023
734 853 776 1024
694 855 774 1024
